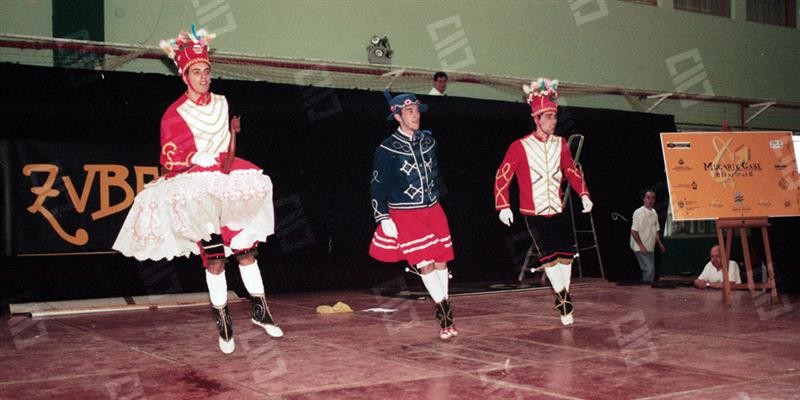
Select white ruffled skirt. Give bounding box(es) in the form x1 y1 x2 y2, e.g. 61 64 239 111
113 169 275 261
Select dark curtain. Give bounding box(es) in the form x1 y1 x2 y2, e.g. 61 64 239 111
1 62 680 303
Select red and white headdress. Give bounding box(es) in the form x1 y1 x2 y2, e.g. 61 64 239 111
523 78 559 117
159 26 215 75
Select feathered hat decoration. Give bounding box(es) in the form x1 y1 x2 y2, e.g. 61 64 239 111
523 77 559 117
159 25 216 75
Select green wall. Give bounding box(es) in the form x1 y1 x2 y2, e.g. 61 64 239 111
2 0 799 128
1 0 51 36
0 0 53 66
104 0 800 130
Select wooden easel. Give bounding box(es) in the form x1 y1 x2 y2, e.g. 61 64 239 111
715 218 778 306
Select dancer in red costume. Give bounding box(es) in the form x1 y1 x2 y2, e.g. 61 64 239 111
494 78 592 326
114 27 282 354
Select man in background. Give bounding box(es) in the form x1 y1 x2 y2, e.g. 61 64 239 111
694 245 741 289
429 71 448 96
630 190 665 283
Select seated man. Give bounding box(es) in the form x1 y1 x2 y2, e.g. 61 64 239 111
693 245 741 289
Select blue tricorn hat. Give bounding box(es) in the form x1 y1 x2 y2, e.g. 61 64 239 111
385 92 428 121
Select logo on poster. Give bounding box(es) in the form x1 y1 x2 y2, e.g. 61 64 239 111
673 158 692 171
667 142 691 149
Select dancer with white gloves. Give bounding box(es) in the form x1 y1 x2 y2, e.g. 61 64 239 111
494 78 592 326
114 27 282 354
368 92 457 340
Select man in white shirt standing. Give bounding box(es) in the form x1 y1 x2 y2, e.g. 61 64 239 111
630 190 665 283
694 245 742 289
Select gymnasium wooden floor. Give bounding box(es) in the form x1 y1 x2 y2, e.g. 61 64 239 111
2 280 799 399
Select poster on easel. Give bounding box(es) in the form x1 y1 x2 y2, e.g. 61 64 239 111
660 131 800 221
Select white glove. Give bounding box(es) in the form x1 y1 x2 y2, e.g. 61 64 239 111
498 208 514 226
380 219 398 239
581 195 593 213
191 152 217 168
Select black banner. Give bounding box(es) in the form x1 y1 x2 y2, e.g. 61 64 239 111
12 139 157 254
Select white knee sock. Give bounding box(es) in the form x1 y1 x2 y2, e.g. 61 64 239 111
205 270 228 307
239 261 265 296
545 265 565 293
558 262 572 292
421 271 446 303
433 268 450 300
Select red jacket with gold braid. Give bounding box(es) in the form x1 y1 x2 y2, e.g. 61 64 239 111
159 93 259 179
494 133 589 216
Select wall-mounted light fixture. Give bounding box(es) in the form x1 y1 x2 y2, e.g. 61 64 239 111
366 35 392 64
